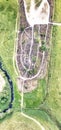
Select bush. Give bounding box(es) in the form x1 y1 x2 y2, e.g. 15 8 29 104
42 41 45 45
32 56 36 63
39 45 47 51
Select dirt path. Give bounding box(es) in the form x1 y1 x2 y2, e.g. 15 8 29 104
21 112 45 130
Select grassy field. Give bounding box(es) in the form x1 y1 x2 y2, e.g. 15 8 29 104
24 79 47 108
0 112 42 130
54 0 61 23
44 0 61 123
24 109 58 130
0 0 21 109
45 26 61 122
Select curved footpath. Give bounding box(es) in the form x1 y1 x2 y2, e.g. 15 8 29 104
21 112 45 130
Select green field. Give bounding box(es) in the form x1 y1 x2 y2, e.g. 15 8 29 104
45 26 61 122
45 0 61 123
24 79 47 108
0 112 42 130
0 0 21 110
24 109 58 130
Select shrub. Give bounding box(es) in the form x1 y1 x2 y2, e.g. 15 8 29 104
32 56 36 63
42 41 45 45
39 45 47 51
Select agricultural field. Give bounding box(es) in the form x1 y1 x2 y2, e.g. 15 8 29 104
0 0 61 130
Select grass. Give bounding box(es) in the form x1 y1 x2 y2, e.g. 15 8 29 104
25 0 31 11
0 112 42 130
45 26 61 122
0 0 21 110
44 0 61 123
24 79 47 108
54 0 61 22
0 70 11 112
24 109 58 130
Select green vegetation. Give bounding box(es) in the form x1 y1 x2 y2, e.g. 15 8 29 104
21 26 25 32
32 56 36 63
39 44 47 51
0 0 21 111
44 0 61 123
35 36 41 43
0 61 11 110
35 0 42 8
45 26 61 122
34 31 41 43
0 72 11 112
0 112 42 130
24 79 46 108
54 0 61 22
39 41 47 52
25 0 31 11
28 68 37 76
24 109 58 130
